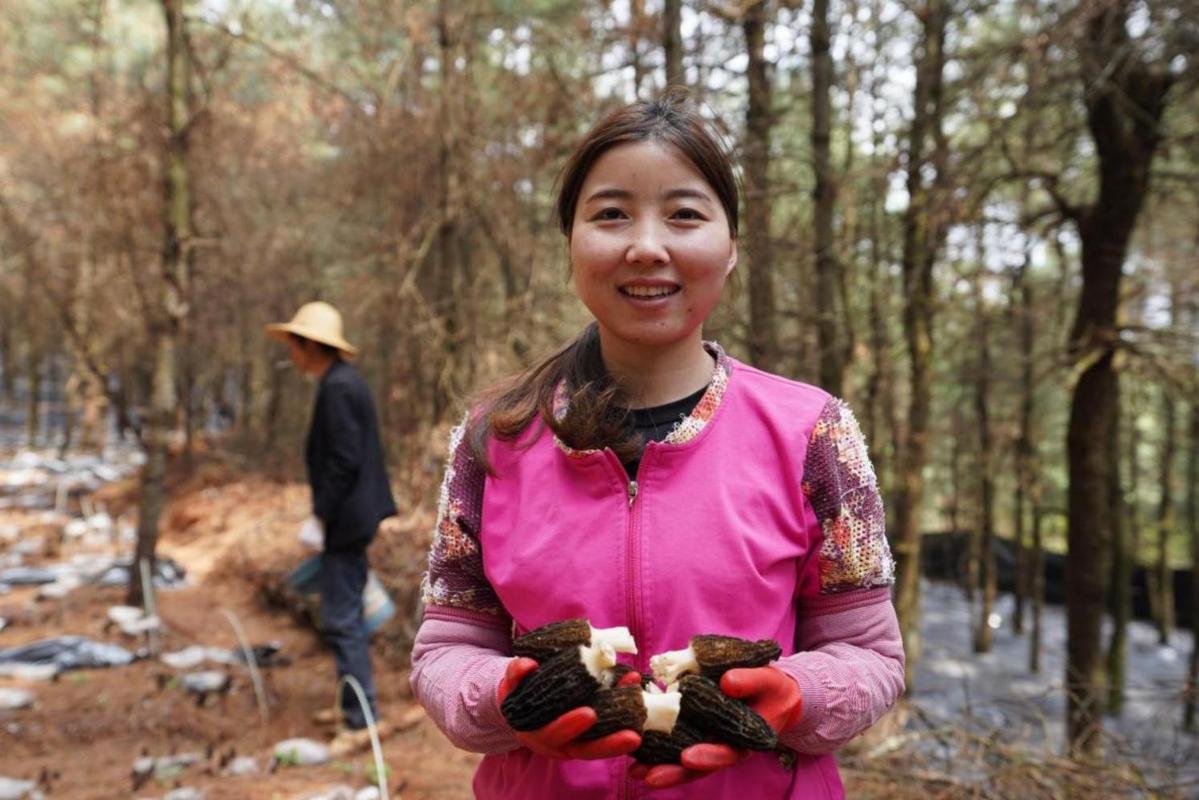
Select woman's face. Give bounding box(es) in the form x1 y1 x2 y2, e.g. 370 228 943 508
569 140 736 355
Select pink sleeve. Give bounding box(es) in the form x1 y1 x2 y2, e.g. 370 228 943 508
409 605 521 754
772 588 905 753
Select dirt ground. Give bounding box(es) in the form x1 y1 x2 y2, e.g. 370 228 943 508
0 462 480 799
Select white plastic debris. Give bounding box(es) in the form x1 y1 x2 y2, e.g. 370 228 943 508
298 787 354 800
107 606 145 625
161 647 208 670
0 664 58 681
0 689 33 710
112 613 161 637
162 788 204 800
222 756 259 776
132 752 202 779
354 788 382 800
86 511 113 531
92 465 121 482
273 738 330 766
0 776 40 800
181 671 230 696
160 646 238 670
36 574 82 600
11 540 40 556
62 520 88 539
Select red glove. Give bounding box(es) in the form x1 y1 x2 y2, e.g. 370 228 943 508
498 657 643 760
629 666 802 789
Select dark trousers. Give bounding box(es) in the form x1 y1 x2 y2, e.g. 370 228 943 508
319 549 377 729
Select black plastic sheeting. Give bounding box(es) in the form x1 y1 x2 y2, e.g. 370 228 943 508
91 557 187 588
0 567 59 586
0 635 137 671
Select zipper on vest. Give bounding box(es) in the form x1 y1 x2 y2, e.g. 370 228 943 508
604 449 644 800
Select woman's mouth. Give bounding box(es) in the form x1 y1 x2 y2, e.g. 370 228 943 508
619 284 681 299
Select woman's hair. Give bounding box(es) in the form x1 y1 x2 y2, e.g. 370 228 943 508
466 90 739 471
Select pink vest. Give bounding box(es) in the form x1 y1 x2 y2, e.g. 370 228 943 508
473 359 845 800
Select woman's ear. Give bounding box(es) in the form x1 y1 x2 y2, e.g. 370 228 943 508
725 240 738 277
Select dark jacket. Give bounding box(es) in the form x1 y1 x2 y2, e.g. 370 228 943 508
305 360 397 552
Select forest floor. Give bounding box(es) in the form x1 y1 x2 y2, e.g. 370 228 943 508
0 445 1196 799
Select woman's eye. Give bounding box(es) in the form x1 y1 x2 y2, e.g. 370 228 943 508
593 207 626 221
672 207 705 221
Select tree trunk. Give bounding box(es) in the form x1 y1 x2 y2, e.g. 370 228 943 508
25 344 41 448
743 1 776 371
131 0 193 607
1012 253 1034 636
952 407 975 605
629 0 645 96
1065 2 1171 755
1106 396 1135 714
811 0 843 394
1184 398 1198 730
662 0 684 88
0 299 12 405
863 26 897 507
1153 383 1176 644
973 260 995 654
433 0 458 421
892 0 949 690
1030 505 1045 674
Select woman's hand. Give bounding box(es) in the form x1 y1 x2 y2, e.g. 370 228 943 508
498 657 643 760
628 666 803 788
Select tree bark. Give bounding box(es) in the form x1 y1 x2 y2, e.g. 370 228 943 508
1107 394 1136 714
1153 380 1176 644
1184 398 1199 730
811 0 843 394
892 0 950 690
1029 505 1046 674
131 0 193 607
972 258 995 654
1012 253 1035 636
742 1 777 371
629 0 646 96
1065 1 1171 757
662 0 684 88
433 0 459 421
25 342 41 448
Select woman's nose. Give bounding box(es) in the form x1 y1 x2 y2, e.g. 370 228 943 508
625 222 669 266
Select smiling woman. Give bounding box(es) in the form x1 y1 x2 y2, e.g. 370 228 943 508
409 90 904 800
568 140 737 404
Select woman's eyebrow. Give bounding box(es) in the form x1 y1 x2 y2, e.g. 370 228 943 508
583 187 713 203
663 187 712 202
583 187 633 203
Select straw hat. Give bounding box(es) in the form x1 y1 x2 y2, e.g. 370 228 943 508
265 301 358 357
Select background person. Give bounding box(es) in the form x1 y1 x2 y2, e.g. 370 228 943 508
266 301 397 755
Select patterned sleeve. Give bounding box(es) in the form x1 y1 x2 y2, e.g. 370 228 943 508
801 397 895 594
420 417 508 617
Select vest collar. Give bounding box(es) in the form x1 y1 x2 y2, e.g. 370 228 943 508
551 341 734 457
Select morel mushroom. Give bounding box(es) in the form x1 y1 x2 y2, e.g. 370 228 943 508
501 642 618 731
577 685 648 740
513 619 637 663
677 674 777 751
633 720 706 765
605 662 653 689
650 634 781 684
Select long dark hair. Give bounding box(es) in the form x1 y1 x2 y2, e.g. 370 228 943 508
466 90 739 472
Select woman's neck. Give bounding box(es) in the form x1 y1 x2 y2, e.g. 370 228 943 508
597 330 713 409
